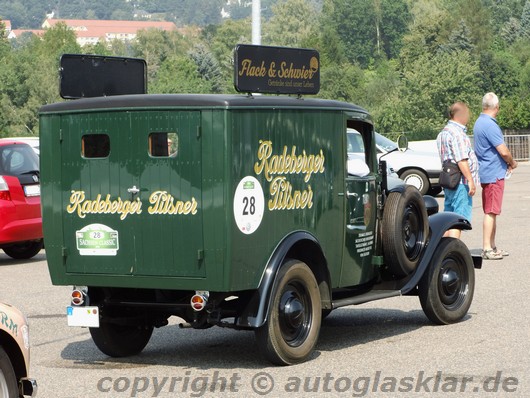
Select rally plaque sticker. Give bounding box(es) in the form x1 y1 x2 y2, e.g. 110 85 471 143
233 176 265 234
76 223 119 256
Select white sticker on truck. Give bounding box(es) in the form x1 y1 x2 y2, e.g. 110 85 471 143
233 176 265 235
76 223 119 256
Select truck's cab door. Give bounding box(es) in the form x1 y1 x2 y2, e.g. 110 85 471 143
340 123 378 287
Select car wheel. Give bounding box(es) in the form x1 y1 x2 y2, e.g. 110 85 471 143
255 260 321 365
418 238 475 325
90 322 153 357
0 346 18 398
400 169 429 195
3 240 43 260
383 186 429 277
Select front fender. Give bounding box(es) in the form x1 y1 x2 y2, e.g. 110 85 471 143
400 212 475 294
235 231 327 329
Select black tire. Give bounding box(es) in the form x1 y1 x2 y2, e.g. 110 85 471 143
90 321 153 357
3 240 43 260
255 260 321 365
0 346 18 398
383 186 429 277
400 169 430 195
418 238 475 325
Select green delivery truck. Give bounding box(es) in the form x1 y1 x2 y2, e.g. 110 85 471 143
40 46 481 365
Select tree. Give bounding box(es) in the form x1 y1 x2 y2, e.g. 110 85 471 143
188 44 224 93
380 0 410 59
520 0 530 38
401 50 482 133
266 0 318 47
501 17 521 45
133 29 190 84
204 18 251 84
438 20 475 54
150 55 212 94
479 51 520 97
321 0 377 67
318 62 364 103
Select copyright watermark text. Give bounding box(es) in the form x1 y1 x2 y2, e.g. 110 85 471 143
96 370 519 397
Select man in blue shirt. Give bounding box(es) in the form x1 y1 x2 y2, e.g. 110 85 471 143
473 93 518 260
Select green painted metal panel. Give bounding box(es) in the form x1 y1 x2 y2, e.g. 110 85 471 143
58 110 204 279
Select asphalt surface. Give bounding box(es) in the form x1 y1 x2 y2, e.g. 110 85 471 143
1 163 529 398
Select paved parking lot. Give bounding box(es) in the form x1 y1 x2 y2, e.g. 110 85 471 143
1 163 529 397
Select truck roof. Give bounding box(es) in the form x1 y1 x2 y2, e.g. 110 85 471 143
39 94 369 115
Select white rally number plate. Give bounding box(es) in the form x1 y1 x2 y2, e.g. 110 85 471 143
67 306 100 327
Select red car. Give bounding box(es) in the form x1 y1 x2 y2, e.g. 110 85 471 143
0 139 43 259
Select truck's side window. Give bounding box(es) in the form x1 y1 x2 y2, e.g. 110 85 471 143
81 134 110 158
149 132 179 157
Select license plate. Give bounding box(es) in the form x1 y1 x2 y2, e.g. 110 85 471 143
24 184 40 197
67 306 100 327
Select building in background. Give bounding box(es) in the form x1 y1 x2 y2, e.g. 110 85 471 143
41 18 178 46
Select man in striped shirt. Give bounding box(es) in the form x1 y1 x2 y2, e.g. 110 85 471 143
436 102 479 239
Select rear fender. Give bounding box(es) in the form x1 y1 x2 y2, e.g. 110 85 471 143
235 231 331 328
400 212 479 294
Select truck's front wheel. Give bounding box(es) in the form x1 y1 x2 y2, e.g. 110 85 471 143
90 321 153 357
418 238 475 325
255 260 321 365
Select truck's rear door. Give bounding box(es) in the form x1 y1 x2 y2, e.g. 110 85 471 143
61 110 204 278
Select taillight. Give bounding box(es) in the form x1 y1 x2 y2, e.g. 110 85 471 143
190 291 209 311
71 286 87 306
0 176 10 201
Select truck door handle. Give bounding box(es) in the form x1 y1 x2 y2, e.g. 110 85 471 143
346 192 358 198
127 186 140 195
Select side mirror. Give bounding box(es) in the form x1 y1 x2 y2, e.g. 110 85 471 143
397 134 408 152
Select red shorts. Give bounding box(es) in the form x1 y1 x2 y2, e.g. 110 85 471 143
481 179 505 215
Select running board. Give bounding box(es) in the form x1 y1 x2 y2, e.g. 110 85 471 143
332 290 401 309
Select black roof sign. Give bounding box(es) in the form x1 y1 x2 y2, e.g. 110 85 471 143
60 54 147 99
234 44 320 95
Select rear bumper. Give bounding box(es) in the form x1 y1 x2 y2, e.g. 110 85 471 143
0 205 42 245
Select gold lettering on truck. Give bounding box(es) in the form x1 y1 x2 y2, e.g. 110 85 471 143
148 191 198 215
67 191 142 220
254 140 324 211
66 190 198 219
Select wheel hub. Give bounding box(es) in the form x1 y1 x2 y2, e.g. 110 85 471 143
402 205 422 260
438 258 467 309
278 285 311 346
280 292 304 330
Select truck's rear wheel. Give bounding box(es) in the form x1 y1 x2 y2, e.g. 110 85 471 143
418 238 475 325
3 240 43 259
90 321 153 357
383 186 428 277
0 347 18 398
255 260 321 365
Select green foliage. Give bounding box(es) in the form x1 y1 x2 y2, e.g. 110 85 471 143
150 55 212 94
400 50 483 132
266 0 318 47
520 0 530 38
1 0 529 136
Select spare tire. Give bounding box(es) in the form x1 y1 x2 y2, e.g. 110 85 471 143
383 186 429 277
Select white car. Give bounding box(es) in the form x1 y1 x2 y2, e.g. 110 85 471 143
348 129 441 195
